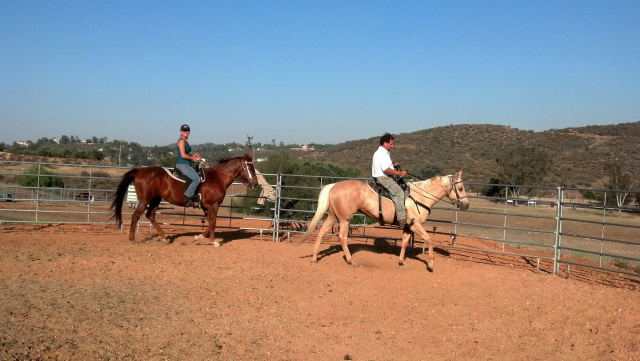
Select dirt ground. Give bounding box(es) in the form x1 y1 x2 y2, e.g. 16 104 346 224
1 222 639 361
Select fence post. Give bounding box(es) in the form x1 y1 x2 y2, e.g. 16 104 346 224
553 186 564 275
272 174 282 241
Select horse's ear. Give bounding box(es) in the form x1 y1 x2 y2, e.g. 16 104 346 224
456 170 463 179
244 153 251 160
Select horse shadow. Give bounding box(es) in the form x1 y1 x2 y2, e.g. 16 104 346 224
312 237 451 270
140 229 257 245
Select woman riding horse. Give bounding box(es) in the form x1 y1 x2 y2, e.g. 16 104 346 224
110 154 257 246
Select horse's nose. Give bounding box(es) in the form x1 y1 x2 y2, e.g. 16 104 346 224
459 200 470 211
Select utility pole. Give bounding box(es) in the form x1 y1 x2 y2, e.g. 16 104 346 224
246 135 254 160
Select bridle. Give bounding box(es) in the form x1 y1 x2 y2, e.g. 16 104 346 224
407 174 467 209
447 175 467 208
239 159 256 187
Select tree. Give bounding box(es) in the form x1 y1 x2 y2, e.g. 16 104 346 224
260 151 296 174
412 164 443 180
253 153 361 216
158 155 178 168
59 135 70 145
496 146 553 198
482 178 504 199
19 165 65 188
603 160 636 210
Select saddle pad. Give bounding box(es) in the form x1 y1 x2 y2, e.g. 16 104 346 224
166 168 185 182
168 168 206 183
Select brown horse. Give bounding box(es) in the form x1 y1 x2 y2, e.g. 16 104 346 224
297 170 469 271
110 154 258 246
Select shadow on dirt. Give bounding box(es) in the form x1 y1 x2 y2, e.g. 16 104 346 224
307 237 452 270
138 229 259 245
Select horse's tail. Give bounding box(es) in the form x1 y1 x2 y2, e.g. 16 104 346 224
110 168 139 228
296 183 336 246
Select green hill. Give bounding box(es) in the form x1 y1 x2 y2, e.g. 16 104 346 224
289 121 640 188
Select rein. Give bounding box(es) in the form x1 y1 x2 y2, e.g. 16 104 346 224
405 173 467 209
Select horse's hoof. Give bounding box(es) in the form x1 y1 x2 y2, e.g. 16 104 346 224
311 259 318 264
427 261 434 272
399 260 404 266
159 238 170 244
213 241 221 247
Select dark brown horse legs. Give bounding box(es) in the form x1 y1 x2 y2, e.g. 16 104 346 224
146 206 167 243
128 207 144 242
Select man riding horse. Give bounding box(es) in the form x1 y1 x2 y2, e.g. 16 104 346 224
372 132 414 229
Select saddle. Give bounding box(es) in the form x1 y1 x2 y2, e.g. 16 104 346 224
369 177 409 226
172 164 206 196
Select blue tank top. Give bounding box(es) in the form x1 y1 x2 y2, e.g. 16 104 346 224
176 140 191 165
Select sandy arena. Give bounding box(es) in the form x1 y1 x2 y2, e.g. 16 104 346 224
1 222 639 360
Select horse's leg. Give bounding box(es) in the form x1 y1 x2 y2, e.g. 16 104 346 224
311 212 336 263
411 225 435 271
146 197 168 244
337 219 355 266
128 202 148 243
195 203 220 247
398 230 412 266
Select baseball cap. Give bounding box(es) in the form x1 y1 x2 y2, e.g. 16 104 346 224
180 124 190 132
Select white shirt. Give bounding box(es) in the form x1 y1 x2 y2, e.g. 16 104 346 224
372 146 393 178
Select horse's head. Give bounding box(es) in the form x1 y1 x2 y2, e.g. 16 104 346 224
240 154 258 189
447 170 469 211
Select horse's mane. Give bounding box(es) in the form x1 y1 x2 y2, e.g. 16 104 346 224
216 155 243 164
410 174 452 189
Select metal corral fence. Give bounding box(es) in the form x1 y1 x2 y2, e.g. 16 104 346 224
0 160 275 239
1 160 639 278
263 173 640 279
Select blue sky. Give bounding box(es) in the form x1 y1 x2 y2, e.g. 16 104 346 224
1 0 639 147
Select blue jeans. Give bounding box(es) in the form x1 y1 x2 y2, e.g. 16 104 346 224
176 163 200 198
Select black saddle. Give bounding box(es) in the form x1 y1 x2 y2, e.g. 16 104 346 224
369 177 409 226
369 177 409 199
172 165 206 191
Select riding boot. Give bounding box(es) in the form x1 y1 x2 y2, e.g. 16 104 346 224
397 218 415 229
184 196 193 208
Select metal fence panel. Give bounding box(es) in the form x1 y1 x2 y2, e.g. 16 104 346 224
1 160 639 278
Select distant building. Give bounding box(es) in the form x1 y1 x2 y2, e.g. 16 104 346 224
16 141 29 147
290 145 315 151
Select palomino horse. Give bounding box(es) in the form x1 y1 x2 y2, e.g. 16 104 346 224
110 154 258 246
297 170 469 271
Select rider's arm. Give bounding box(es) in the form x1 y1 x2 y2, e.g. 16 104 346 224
384 168 407 177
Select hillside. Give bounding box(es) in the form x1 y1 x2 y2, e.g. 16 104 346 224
2 121 639 188
290 121 640 188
